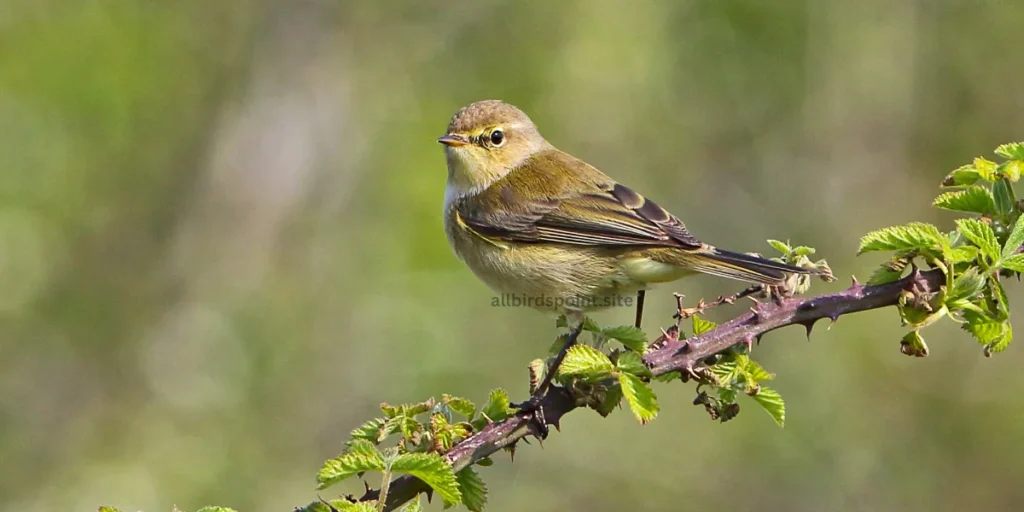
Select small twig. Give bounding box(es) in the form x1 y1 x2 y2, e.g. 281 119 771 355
673 285 762 321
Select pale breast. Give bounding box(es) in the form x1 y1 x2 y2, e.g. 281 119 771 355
444 200 642 313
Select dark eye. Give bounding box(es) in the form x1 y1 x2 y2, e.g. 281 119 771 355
489 129 505 146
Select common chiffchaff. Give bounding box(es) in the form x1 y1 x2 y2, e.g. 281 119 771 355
439 100 823 325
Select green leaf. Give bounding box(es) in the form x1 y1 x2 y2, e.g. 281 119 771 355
791 246 816 257
557 344 614 378
345 438 381 458
933 186 996 214
1002 214 1024 258
582 316 602 333
767 239 791 254
691 314 717 335
295 500 372 512
593 384 623 417
858 222 944 254
947 268 987 302
99 508 121 512
479 389 511 424
993 179 1015 214
391 453 461 507
317 452 386 489
956 218 1001 261
988 322 1013 354
601 325 648 353
456 467 488 512
975 157 999 181
381 400 433 419
1003 161 1023 182
867 265 904 285
350 418 386 443
941 165 981 187
653 371 682 383
995 142 1024 160
615 350 652 378
951 245 980 264
618 372 659 424
999 254 1024 272
442 395 476 419
738 355 773 382
750 386 785 427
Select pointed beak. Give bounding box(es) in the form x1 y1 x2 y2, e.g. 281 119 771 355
437 133 469 147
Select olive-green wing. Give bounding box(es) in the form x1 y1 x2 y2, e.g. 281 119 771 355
456 151 703 249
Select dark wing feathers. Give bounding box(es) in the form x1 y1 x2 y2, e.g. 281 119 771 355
456 151 702 249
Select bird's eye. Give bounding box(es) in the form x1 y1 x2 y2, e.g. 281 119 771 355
489 129 505 147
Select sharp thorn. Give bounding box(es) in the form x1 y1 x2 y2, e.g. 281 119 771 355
851 275 860 286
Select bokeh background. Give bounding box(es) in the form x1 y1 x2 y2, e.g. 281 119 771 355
3 1 1024 511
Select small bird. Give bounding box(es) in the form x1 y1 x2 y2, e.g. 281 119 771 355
439 100 823 402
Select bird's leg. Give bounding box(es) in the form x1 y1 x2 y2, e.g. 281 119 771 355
634 289 646 329
514 319 586 417
674 284 764 321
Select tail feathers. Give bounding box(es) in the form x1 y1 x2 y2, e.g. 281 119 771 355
688 247 822 285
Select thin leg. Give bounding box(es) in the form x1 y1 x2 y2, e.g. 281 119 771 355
514 320 586 413
634 290 646 329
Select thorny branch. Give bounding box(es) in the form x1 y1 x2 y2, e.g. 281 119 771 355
363 268 946 511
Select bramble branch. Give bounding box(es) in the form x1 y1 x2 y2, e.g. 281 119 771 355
369 267 946 511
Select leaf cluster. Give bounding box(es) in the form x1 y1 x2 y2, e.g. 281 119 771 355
859 143 1024 356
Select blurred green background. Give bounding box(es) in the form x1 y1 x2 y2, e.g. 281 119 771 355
2 1 1024 511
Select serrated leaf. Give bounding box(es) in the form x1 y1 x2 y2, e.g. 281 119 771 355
442 395 476 419
999 254 1024 272
381 400 433 419
964 313 1012 355
738 355 773 382
582 316 602 333
557 344 614 378
601 325 648 353
988 322 1013 354
933 186 995 214
948 268 987 302
456 467 488 512
593 384 623 417
750 386 785 426
956 218 1001 261
942 165 981 187
691 314 717 335
345 439 380 458
767 239 791 254
975 157 999 181
1003 161 1022 182
618 372 659 424
391 453 461 507
1002 214 1024 258
350 418 386 443
858 222 944 254
995 142 1024 160
317 452 386 489
615 350 652 378
993 179 1014 214
951 245 980 264
479 389 511 424
868 264 904 285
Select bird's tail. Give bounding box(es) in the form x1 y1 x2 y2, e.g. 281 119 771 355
681 247 824 285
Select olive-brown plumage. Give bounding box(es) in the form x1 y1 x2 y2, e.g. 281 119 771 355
440 100 821 320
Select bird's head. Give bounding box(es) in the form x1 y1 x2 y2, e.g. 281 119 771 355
438 100 550 195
